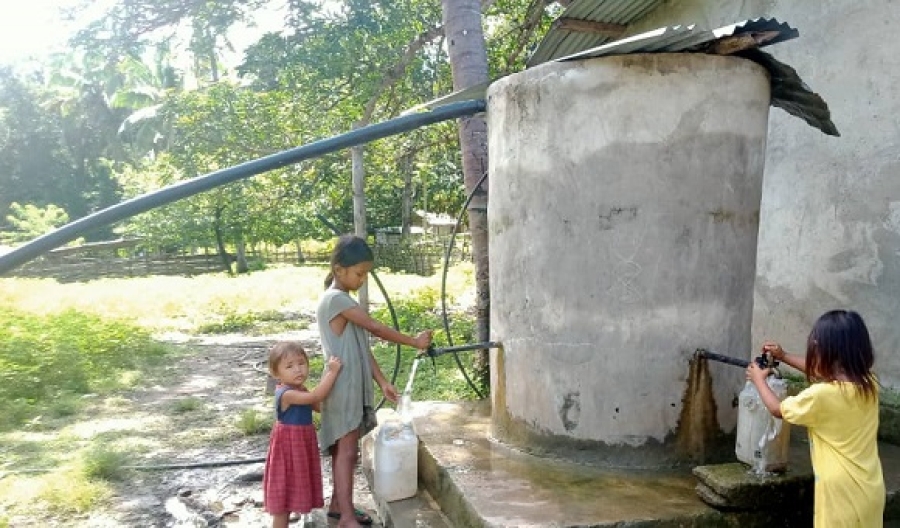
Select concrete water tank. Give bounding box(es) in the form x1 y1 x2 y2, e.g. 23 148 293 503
487 53 771 466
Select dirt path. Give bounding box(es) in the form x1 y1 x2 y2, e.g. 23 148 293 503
76 327 381 528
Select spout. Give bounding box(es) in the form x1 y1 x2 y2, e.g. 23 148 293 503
695 348 781 371
694 348 750 368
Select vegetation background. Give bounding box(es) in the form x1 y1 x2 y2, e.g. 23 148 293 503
0 0 571 524
0 0 561 266
0 262 478 524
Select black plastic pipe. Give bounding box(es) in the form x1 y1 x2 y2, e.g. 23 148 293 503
0 99 487 275
695 347 781 370
695 348 750 368
422 341 502 358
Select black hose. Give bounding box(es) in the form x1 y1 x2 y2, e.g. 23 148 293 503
0 458 267 479
439 170 491 399
122 458 266 470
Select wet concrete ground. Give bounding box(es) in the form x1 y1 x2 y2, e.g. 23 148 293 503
373 400 900 528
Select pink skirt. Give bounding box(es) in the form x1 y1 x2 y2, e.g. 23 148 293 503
263 422 324 514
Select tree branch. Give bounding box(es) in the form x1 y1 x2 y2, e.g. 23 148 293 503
360 24 445 124
503 0 554 75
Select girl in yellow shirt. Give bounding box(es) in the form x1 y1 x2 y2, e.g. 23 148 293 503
747 309 885 528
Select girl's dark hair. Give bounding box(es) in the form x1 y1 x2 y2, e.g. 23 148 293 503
805 309 878 400
323 234 374 289
268 341 309 377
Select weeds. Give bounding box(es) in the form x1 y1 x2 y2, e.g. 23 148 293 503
79 444 129 482
37 470 112 514
171 397 203 414
0 446 124 519
195 309 310 335
236 409 272 436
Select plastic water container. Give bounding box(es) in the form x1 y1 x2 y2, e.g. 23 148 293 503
735 376 791 473
373 415 418 501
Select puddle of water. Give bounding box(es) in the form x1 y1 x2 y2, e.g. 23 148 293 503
449 430 704 524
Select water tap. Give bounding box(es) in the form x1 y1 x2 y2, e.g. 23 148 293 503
754 351 780 375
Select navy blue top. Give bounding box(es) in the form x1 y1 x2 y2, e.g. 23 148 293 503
274 387 314 426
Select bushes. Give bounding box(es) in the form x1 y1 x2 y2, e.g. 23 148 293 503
0 307 172 430
370 287 483 401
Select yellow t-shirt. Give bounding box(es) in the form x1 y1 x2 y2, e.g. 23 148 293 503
781 382 885 528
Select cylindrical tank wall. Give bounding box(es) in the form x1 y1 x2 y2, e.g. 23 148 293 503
487 53 771 465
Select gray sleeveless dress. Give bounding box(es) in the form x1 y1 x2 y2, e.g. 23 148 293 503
316 288 374 453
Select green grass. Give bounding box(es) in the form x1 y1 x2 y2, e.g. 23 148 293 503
37 471 112 514
0 263 477 523
195 309 312 335
371 287 484 401
236 409 273 436
0 263 473 332
171 397 203 414
0 307 174 431
78 444 130 482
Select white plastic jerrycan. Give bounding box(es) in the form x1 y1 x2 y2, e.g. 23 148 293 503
735 375 791 473
373 412 419 502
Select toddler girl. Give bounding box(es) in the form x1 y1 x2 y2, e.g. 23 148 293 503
263 341 342 528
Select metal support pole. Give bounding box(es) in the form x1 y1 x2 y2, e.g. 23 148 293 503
0 100 487 275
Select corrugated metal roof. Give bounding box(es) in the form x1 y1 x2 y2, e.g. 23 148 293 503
405 17 838 136
527 0 666 67
545 18 837 136
739 48 839 136
551 18 799 63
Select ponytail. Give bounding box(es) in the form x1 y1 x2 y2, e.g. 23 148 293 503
323 271 333 290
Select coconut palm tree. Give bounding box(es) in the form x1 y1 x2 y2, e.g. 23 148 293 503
441 0 491 384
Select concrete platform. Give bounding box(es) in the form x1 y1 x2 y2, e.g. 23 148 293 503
366 401 900 527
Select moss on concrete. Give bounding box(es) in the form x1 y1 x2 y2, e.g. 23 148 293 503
880 389 900 445
693 463 813 511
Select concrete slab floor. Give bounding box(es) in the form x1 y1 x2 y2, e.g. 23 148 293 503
397 400 900 528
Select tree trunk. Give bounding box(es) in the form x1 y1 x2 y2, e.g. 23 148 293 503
441 0 491 388
213 209 232 274
351 122 369 311
235 235 248 274
295 239 306 263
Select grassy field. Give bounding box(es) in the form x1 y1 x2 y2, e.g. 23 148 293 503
0 263 471 332
0 262 479 524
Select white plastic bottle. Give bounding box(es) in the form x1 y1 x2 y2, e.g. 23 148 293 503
735 375 791 473
373 415 419 501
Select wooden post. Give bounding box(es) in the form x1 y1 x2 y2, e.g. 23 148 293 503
351 121 369 311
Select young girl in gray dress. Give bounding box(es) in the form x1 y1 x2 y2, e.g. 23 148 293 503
317 235 432 527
